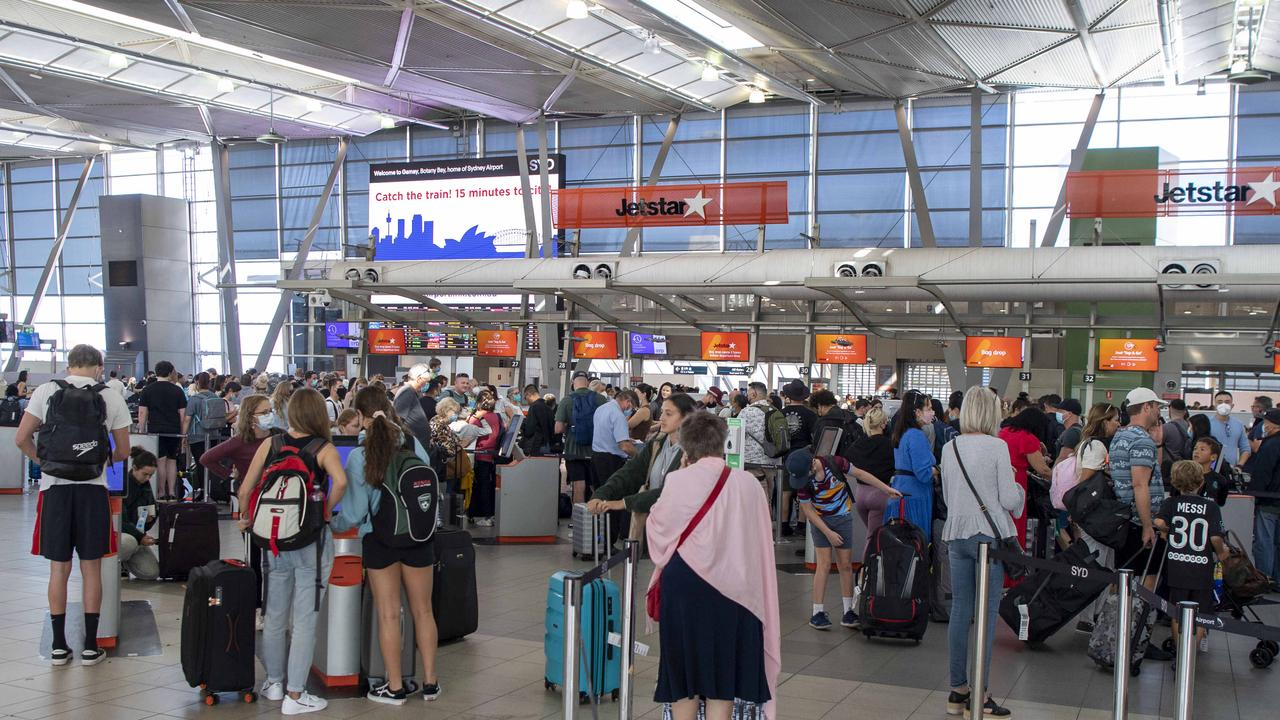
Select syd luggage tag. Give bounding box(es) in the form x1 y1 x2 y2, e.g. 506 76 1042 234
137 505 154 533
607 632 650 657
1017 603 1031 641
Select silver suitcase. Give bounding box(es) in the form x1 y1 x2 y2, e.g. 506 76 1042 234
360 584 417 691
571 502 609 561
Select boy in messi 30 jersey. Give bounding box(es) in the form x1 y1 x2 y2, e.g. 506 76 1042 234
1155 461 1230 662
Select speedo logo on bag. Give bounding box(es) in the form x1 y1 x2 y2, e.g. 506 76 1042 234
72 441 99 457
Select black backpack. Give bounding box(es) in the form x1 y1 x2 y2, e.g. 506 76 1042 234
0 396 21 426
36 380 111 481
372 446 439 549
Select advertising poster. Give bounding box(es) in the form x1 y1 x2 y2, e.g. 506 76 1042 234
814 334 868 364
964 337 1025 369
572 331 618 360
700 332 750 362
368 155 564 260
477 330 519 357
1275 342 1280 374
367 329 405 355
1098 338 1160 371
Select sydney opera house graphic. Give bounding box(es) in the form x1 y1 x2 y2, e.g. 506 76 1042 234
371 213 552 260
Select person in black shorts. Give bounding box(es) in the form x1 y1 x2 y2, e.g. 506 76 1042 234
15 344 131 666
331 386 441 705
1155 460 1229 661
137 360 188 500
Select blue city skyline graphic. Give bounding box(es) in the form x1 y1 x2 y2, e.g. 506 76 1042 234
371 212 555 260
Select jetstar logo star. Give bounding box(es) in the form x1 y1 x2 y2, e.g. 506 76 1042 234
1154 173 1280 207
615 190 714 218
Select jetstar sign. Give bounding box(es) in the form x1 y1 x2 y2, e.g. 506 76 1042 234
1066 167 1280 218
552 181 788 228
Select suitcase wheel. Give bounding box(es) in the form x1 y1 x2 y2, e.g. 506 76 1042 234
1264 640 1280 656
1129 664 1141 677
544 680 555 692
578 692 590 705
1161 638 1175 654
612 690 619 701
243 691 257 704
201 692 219 706
1250 645 1275 669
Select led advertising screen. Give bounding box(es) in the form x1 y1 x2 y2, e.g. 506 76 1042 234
629 333 668 356
572 331 618 360
325 321 360 350
477 330 519 357
1098 338 1160 372
814 334 867 364
367 329 406 355
700 332 749 362
964 337 1025 369
368 155 564 260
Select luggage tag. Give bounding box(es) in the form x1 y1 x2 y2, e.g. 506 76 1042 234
137 505 153 533
1017 603 1031 641
606 632 650 657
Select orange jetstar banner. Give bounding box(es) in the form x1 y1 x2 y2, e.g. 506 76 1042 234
815 334 867 364
964 337 1024 369
552 182 788 228
1098 338 1160 372
701 332 750 362
1273 342 1280 374
477 330 519 357
571 331 618 360
1065 166 1280 218
367 329 405 355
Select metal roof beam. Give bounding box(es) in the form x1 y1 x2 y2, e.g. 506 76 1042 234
885 0 982 83
384 6 416 87
622 286 713 331
1040 91 1103 247
378 285 493 327
809 286 895 339
1063 0 1108 86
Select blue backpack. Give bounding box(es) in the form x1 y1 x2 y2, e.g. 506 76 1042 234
571 392 596 445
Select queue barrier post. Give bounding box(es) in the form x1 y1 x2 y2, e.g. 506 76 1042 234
1112 569 1133 720
971 541 991 720
1174 601 1198 720
562 572 581 720
619 539 639 720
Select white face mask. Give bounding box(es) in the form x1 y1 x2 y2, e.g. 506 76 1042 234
257 412 275 431
1216 403 1233 416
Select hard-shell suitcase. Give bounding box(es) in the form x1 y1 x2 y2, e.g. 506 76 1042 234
432 530 478 643
999 540 1110 643
361 584 417 691
571 503 609 561
181 546 257 705
1088 552 1164 675
159 502 220 580
544 571 622 703
857 504 930 642
929 518 952 623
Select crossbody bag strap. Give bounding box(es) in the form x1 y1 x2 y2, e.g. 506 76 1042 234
675 464 731 551
951 440 1003 539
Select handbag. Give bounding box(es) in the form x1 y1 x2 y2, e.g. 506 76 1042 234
646 463 731 621
951 441 1028 582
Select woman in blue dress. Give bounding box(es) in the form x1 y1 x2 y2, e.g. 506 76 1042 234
884 391 937 533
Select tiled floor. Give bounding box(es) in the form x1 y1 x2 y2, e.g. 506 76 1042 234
0 490 1276 720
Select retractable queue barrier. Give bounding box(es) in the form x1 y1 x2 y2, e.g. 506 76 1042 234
1174 602 1197 720
311 527 363 688
1112 569 1133 720
98 495 123 649
971 542 991 720
562 539 640 720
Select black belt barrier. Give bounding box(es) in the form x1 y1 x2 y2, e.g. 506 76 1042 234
988 546 1120 585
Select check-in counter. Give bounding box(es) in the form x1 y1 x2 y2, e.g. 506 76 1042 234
312 527 363 688
1224 493 1256 562
0 426 26 493
495 456 561 544
99 496 122 649
804 512 868 571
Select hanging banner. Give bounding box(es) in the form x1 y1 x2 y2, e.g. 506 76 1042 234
701 332 750 362
367 329 406 355
1065 166 1280 218
552 181 788 228
571 331 619 360
814 334 868 364
964 337 1025 369
1098 338 1160 372
477 330 519 357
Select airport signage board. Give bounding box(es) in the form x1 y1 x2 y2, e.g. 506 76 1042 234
1098 338 1160 372
366 328 405 355
571 331 619 360
673 364 708 375
700 332 750 362
553 181 788 228
477 330 519 357
1065 166 1280 218
964 337 1024 369
814 334 868 364
717 365 754 376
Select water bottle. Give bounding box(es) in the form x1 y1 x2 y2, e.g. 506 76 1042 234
1213 560 1224 604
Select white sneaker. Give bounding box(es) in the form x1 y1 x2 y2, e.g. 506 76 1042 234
281 693 327 715
260 681 284 702
1199 635 1209 653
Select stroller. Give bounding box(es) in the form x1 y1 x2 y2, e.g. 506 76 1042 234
1210 533 1276 668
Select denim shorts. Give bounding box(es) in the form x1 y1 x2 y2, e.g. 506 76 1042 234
810 512 856 549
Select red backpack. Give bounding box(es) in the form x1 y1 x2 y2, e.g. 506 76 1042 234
248 436 327 556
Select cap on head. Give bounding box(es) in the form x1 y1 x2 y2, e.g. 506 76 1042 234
1124 387 1167 407
1057 398 1082 416
1264 408 1280 426
705 386 724 403
785 449 815 489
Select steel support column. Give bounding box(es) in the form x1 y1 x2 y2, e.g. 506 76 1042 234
895 101 935 247
969 86 983 247
514 124 538 257
1040 92 1104 247
211 141 243 375
254 137 347 373
621 115 680 257
537 114 554 257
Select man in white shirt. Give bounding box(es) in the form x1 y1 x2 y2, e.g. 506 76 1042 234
105 371 126 399
14 344 130 667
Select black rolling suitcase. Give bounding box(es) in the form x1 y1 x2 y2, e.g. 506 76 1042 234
181 544 257 706
999 540 1110 643
857 504 931 642
159 502 220 580
432 530 478 642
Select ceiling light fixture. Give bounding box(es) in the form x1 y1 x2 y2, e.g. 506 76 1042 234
97 142 113 152
748 87 765 103
216 77 235 93
566 0 590 20
644 32 662 54
380 115 396 129
700 63 719 83
107 52 128 69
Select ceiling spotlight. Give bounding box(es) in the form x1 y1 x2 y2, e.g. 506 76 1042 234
216 77 235 93
304 97 323 113
748 87 766 103
107 52 129 69
933 302 945 315
644 32 662 54
701 64 719 82
97 143 113 152
380 115 396 129
566 0 589 19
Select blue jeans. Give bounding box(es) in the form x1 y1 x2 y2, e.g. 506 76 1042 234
947 535 1004 690
262 530 334 692
1254 509 1280 582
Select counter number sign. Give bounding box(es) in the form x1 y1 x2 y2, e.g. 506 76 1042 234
1019 371 1032 382
1083 373 1096 384
556 361 567 370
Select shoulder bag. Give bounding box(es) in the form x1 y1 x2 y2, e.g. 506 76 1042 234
951 441 1028 582
646 463 731 621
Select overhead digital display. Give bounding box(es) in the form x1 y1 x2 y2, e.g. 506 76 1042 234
368 155 564 261
1098 338 1160 372
814 334 867 364
700 332 749 362
367 329 406 355
629 333 668 356
325 322 359 350
477 330 519 357
964 337 1024 369
572 331 619 360
15 329 40 350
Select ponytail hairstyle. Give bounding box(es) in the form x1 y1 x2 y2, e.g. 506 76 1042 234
353 385 407 489
127 446 157 480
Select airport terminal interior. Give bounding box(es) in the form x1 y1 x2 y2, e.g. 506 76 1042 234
3 0 1280 719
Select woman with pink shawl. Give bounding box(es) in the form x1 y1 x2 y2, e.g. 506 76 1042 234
646 412 781 720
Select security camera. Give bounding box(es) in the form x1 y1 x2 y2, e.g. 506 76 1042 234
1153 341 1167 353
1266 345 1279 357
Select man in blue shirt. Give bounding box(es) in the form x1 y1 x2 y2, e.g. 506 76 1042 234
1111 387 1169 590
1209 390 1251 469
1249 396 1273 451
591 389 639 548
